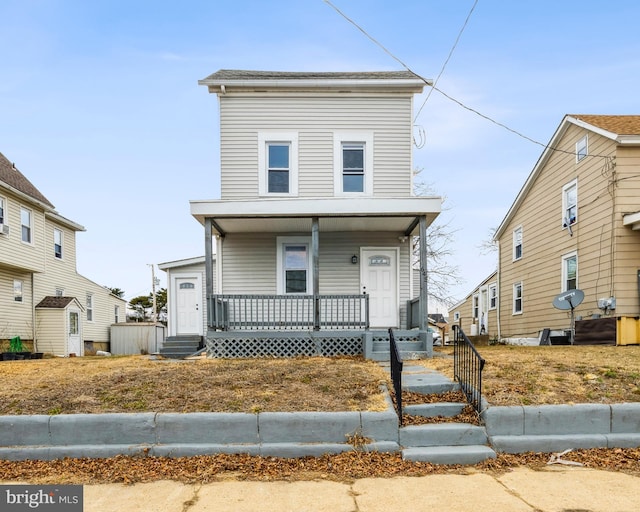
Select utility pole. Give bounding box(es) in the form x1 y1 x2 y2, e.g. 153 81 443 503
149 264 157 323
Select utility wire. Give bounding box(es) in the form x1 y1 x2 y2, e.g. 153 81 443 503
324 0 613 160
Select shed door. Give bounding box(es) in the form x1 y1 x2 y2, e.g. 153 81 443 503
176 279 199 335
361 249 398 328
68 308 83 356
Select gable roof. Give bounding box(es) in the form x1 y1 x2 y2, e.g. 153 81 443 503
36 296 84 310
494 114 640 239
0 152 54 208
199 69 428 93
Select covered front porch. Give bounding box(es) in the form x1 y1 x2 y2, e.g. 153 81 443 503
190 196 441 359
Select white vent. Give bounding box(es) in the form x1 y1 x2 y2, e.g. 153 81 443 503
0 224 9 235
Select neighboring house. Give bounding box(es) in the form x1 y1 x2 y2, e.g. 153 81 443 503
189 69 441 358
449 271 498 339
0 152 126 355
493 115 640 344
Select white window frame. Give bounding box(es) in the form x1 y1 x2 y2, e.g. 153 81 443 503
562 179 578 228
86 293 94 322
0 196 5 226
55 288 64 297
258 132 298 197
54 228 63 259
14 280 23 302
472 293 479 320
576 135 588 162
513 226 523 261
20 207 32 244
114 305 120 323
562 251 578 292
513 282 523 315
333 131 373 196
489 283 497 310
276 236 312 295
453 311 460 322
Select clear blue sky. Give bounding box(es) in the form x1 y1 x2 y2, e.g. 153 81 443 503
2 1 639 307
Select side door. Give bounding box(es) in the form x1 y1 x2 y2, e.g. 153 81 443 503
68 308 83 356
361 248 399 328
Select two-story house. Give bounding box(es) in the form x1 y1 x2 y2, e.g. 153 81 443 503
0 152 126 356
186 70 441 358
492 115 640 345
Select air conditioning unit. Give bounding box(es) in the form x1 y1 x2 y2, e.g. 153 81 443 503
0 224 9 235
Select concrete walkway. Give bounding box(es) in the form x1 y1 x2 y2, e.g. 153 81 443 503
24 466 637 511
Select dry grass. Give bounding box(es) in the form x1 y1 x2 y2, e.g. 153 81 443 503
0 355 389 415
423 344 640 405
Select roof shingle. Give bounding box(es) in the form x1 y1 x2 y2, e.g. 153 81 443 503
571 115 640 135
0 152 54 208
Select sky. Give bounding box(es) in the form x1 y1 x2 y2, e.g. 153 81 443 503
2 1 640 308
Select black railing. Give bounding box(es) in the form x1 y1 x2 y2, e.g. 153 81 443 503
389 328 404 425
452 325 486 415
208 294 369 331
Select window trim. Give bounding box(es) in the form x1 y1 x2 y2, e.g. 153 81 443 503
54 228 63 260
512 226 523 261
562 179 578 228
489 283 497 310
14 279 23 302
0 195 5 226
276 236 312 295
258 132 298 197
562 251 578 292
513 282 523 315
576 135 588 162
86 293 94 322
333 131 374 196
20 206 33 244
453 311 460 322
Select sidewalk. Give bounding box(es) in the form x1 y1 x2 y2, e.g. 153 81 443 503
82 467 640 512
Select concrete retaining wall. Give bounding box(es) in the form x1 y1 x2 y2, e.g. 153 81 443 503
483 403 640 453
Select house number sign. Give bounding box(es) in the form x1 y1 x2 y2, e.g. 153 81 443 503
369 255 390 266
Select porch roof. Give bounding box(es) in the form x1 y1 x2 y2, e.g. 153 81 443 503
189 197 441 236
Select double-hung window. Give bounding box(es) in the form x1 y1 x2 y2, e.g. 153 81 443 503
342 143 365 192
513 226 523 261
513 282 523 314
54 228 63 259
576 135 588 162
276 236 312 295
562 252 577 291
489 284 497 310
334 132 373 195
258 132 298 196
0 196 5 225
86 293 94 322
21 207 32 243
14 280 23 302
563 180 577 228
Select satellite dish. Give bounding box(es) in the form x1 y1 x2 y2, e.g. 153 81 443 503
552 289 584 310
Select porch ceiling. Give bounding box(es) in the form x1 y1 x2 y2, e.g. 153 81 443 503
190 197 442 236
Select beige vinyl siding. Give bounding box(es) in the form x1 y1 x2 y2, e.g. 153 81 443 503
0 190 46 272
219 93 414 200
498 124 619 339
0 266 33 340
220 232 412 326
35 308 67 355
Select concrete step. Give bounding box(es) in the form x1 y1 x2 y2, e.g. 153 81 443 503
402 445 496 464
402 373 460 395
162 342 200 350
404 402 465 418
369 350 430 362
399 423 488 447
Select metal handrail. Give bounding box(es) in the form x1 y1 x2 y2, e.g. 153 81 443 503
389 328 403 425
452 325 486 415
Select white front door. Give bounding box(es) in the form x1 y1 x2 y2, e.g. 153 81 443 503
68 308 82 356
176 278 200 335
361 248 399 328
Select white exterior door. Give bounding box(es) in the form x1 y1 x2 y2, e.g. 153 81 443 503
68 308 83 356
361 248 399 328
176 277 200 335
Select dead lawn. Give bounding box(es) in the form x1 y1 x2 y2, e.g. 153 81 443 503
424 344 640 405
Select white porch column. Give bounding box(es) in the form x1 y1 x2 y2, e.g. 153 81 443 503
419 215 428 331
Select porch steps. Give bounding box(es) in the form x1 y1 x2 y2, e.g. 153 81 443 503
395 364 496 465
370 340 429 361
160 335 202 359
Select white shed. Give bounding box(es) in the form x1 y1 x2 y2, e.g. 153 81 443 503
35 296 85 356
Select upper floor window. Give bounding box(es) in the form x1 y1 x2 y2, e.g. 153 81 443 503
55 288 64 297
513 226 523 261
453 311 460 321
513 282 523 314
21 207 32 243
489 284 497 310
258 132 298 196
54 228 63 259
334 132 373 196
562 252 577 291
86 293 94 322
14 280 23 302
0 196 5 225
276 236 312 295
576 135 588 162
562 180 577 228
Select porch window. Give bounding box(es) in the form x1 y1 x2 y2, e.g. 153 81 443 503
489 284 497 310
258 132 298 196
284 244 308 293
513 282 523 314
562 180 577 228
513 226 523 260
562 252 577 291
342 143 365 192
21 207 32 243
54 228 63 259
